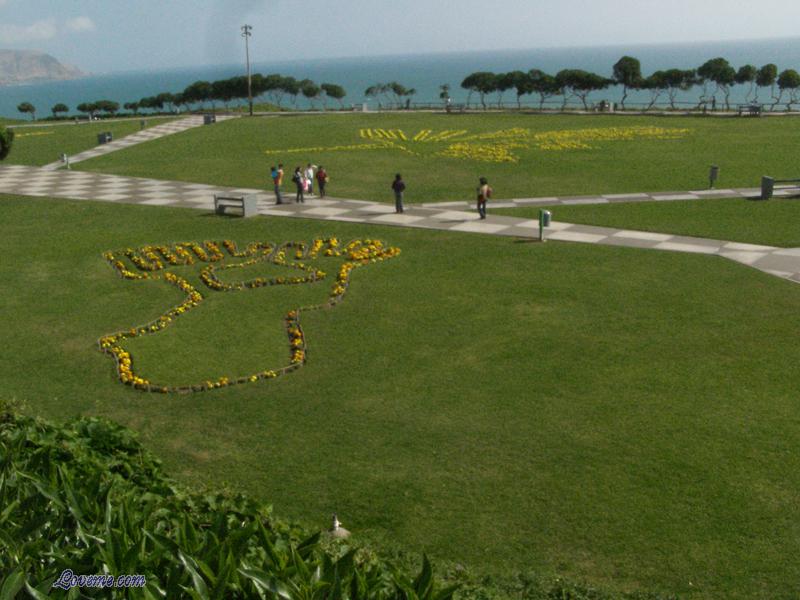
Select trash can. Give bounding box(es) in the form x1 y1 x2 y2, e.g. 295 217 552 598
203 114 216 125
709 165 719 188
761 176 774 200
97 132 112 144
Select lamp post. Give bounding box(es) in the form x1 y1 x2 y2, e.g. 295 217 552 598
241 24 253 116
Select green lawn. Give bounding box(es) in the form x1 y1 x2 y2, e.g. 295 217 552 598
495 196 800 247
71 112 800 203
4 116 177 166
3 194 800 599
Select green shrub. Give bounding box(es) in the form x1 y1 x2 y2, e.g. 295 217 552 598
0 127 14 160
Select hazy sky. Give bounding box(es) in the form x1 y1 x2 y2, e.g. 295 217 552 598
3 0 800 73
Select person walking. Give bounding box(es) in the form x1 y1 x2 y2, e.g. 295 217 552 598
292 166 305 203
305 163 316 196
272 163 284 205
316 166 328 198
476 176 492 219
391 173 406 213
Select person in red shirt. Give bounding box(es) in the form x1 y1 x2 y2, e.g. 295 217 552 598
316 166 329 198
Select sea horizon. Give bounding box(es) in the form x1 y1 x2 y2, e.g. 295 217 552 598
4 35 800 118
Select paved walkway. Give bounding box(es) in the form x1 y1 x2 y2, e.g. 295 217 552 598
40 115 239 171
2 163 800 284
421 187 775 210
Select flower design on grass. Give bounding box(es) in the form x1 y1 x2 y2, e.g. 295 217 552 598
99 238 400 393
263 126 691 164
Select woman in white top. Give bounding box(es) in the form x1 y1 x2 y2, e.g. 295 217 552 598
305 163 316 196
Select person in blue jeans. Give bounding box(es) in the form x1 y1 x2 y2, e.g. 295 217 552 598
392 173 405 213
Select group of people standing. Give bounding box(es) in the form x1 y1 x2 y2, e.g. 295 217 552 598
270 164 493 219
389 174 492 218
271 163 329 204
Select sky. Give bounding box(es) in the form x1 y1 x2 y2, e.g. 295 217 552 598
3 0 800 73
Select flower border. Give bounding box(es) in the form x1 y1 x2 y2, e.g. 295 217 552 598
98 238 400 394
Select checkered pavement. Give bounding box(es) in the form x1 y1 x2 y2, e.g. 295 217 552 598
2 162 800 284
422 187 777 209
40 115 239 171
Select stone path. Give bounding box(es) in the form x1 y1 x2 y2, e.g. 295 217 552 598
2 163 800 284
40 115 239 171
422 187 777 209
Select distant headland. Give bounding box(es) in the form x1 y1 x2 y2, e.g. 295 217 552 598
0 49 85 85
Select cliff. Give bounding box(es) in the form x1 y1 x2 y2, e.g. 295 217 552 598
0 49 85 85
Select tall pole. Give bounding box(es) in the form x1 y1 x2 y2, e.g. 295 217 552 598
241 24 253 116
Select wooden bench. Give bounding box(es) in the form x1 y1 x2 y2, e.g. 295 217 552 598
445 103 466 114
214 193 258 217
738 104 762 116
760 176 800 200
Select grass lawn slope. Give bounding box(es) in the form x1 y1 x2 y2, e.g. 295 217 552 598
73 113 800 202
496 196 800 248
2 196 800 598
5 117 177 166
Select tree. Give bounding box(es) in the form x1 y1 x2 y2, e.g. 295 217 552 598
508 71 533 108
301 79 321 109
528 69 559 110
461 72 496 109
138 96 163 113
124 102 140 115
777 69 800 110
572 71 612 110
439 83 451 104
211 79 236 109
17 102 36 121
182 80 212 109
156 92 176 113
365 83 389 106
641 72 667 111
76 102 98 119
735 64 758 102
756 64 779 108
172 93 186 113
388 82 416 107
494 72 517 108
555 70 609 110
261 74 287 107
612 56 642 109
697 58 736 110
0 126 14 160
658 69 696 109
95 100 120 115
321 83 346 109
281 77 301 107
51 103 69 118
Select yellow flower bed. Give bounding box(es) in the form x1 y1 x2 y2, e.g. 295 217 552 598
437 142 526 163
263 126 691 164
14 131 55 138
99 238 400 394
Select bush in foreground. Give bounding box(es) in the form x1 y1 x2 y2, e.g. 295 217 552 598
0 402 674 599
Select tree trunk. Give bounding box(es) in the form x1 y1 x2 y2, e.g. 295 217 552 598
620 86 628 109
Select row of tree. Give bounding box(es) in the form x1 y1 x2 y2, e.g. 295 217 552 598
14 74 350 121
458 57 800 110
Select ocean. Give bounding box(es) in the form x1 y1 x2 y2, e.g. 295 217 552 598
3 36 800 118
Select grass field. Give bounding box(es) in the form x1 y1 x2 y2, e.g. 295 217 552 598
496 196 800 247
69 112 800 203
3 194 800 598
4 116 176 166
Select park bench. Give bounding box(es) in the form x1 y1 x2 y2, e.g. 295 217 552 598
445 103 466 114
213 193 258 217
737 103 762 116
760 176 800 200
